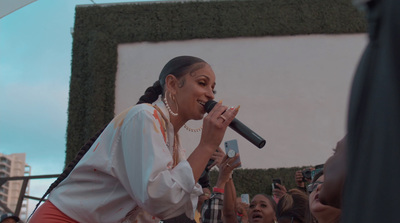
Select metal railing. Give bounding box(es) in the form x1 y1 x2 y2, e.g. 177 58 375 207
0 174 59 222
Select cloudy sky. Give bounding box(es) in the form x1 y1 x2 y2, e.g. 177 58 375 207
0 0 155 216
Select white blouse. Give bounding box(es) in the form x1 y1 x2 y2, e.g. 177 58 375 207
49 98 203 223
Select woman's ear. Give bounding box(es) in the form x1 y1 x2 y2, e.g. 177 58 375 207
164 74 178 94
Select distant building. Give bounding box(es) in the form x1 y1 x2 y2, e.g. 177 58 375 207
0 153 31 221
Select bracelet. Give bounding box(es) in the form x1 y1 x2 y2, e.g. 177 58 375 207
213 187 225 194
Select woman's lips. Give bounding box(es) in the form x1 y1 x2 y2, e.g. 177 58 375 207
252 214 262 220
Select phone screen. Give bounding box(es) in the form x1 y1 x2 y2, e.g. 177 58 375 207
241 194 250 204
272 178 282 190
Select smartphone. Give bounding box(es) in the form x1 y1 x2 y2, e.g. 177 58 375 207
241 194 250 204
272 178 282 190
224 139 241 168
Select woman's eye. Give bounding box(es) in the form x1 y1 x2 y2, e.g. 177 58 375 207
249 204 255 209
199 81 206 86
261 204 267 208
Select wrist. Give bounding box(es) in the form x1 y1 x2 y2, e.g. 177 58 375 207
198 142 218 154
215 181 226 190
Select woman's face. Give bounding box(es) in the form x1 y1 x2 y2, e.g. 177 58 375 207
309 175 341 221
248 194 276 223
174 63 216 121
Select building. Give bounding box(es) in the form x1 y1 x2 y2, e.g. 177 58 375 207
0 153 31 221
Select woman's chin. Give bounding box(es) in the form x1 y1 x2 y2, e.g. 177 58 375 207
311 201 330 214
194 113 205 120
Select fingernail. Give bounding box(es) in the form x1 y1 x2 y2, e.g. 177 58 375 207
218 100 222 104
235 105 240 112
229 106 235 110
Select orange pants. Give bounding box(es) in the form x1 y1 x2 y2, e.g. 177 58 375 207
29 200 79 223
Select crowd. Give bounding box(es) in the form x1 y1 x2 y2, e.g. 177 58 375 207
166 136 345 223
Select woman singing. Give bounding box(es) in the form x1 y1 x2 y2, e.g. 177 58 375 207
29 56 239 223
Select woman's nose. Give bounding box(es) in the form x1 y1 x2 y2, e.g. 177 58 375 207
253 204 261 211
316 183 323 192
206 88 215 100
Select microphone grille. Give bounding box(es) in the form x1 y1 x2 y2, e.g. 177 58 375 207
204 100 217 113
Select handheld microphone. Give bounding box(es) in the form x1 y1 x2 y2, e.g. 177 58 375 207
205 100 266 149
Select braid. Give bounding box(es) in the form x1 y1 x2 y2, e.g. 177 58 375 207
136 80 163 104
28 126 106 219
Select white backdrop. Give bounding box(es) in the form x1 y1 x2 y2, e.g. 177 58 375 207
115 34 367 169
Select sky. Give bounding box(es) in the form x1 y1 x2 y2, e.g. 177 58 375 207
0 0 157 217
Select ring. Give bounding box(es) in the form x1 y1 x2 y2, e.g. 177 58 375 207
219 114 227 121
226 163 230 167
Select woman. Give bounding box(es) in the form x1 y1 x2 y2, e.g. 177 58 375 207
306 171 341 223
276 189 308 223
248 194 277 223
29 56 239 222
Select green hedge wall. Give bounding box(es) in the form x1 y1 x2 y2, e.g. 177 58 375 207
66 0 364 183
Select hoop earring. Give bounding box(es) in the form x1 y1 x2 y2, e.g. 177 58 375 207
163 93 178 117
183 124 202 133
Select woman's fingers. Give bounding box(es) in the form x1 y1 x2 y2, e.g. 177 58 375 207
200 101 240 149
208 149 225 170
276 183 287 192
222 154 241 169
207 101 239 127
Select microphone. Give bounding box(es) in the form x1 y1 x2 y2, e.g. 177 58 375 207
205 100 266 149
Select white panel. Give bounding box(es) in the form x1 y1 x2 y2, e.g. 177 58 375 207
115 34 367 169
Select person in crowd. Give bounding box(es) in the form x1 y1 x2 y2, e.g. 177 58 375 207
197 186 212 222
319 136 346 209
272 182 287 203
306 170 341 223
294 167 314 193
0 213 19 223
162 148 240 223
236 197 250 223
248 194 277 223
224 190 276 223
343 0 400 222
195 151 224 223
28 55 239 223
195 152 247 223
275 189 308 223
200 152 241 223
222 176 239 222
